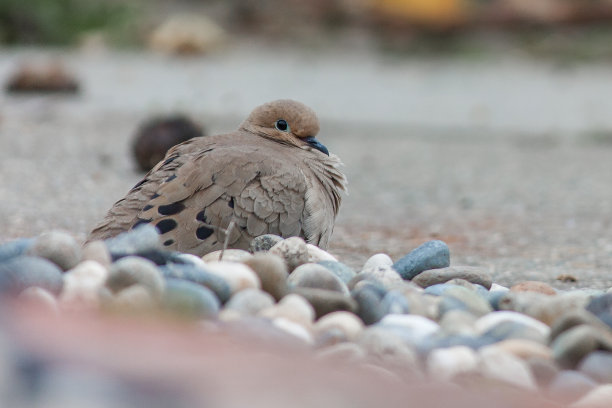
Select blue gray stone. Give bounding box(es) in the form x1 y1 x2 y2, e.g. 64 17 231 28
159 263 231 303
380 290 411 315
586 293 612 329
438 286 493 318
317 260 356 285
0 256 63 296
0 238 35 263
481 320 548 344
412 266 492 289
162 279 220 319
392 240 450 280
424 283 455 296
104 224 161 256
352 285 386 325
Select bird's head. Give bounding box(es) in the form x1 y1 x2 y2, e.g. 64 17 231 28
240 99 329 156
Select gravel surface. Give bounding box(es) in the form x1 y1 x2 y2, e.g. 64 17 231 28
1 44 612 289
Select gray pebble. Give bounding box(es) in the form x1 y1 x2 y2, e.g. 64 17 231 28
225 288 275 316
0 238 34 263
292 287 358 319
380 290 411 315
412 266 492 289
249 234 283 253
269 237 309 272
28 231 81 271
481 320 548 344
107 256 164 299
162 278 220 319
551 324 612 369
243 253 289 301
438 286 493 318
317 260 356 285
288 263 348 294
159 262 231 303
549 310 611 343
548 370 598 403
392 240 450 280
0 256 63 295
499 291 591 326
352 285 386 325
104 224 161 255
439 309 477 337
585 293 612 329
357 327 420 376
577 350 612 383
424 283 456 296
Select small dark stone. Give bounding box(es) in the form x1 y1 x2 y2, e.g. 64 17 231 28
392 240 450 280
196 225 214 240
5 62 80 94
155 219 178 234
158 202 185 216
132 115 204 172
352 285 386 325
0 256 64 296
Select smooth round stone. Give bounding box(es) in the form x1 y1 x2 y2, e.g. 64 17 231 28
0 238 34 262
380 290 411 315
81 240 112 268
315 342 367 363
548 370 598 403
481 320 548 344
424 283 458 296
249 234 283 253
439 309 477 336
288 263 348 294
259 293 315 327
552 324 612 369
357 327 420 373
492 339 552 360
160 263 231 303
0 256 64 296
269 237 309 272
60 273 105 312
412 266 492 290
314 326 348 348
272 317 313 345
361 253 393 274
107 256 164 299
201 249 253 263
428 334 493 352
351 285 386 325
317 261 356 285
315 311 365 341
392 240 450 280
427 346 478 381
204 261 260 294
292 287 358 319
28 231 81 271
225 288 275 316
438 286 493 318
378 314 440 345
488 287 510 310
66 261 108 287
162 279 220 319
243 253 288 301
499 291 591 326
477 346 537 389
18 287 59 314
306 244 337 263
361 265 403 290
527 357 560 388
577 351 612 383
104 224 161 255
550 310 611 342
112 285 156 313
585 293 612 329
474 311 550 339
510 281 557 296
570 384 612 408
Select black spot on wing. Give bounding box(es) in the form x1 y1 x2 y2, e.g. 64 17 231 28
158 202 185 216
142 204 154 211
196 210 207 223
196 226 214 240
151 193 160 199
163 239 175 246
228 197 234 208
165 174 177 182
156 219 177 234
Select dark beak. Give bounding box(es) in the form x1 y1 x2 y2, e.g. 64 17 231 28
304 136 329 156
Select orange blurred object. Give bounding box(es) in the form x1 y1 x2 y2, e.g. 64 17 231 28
371 0 467 26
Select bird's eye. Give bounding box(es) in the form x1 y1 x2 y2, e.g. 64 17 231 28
275 119 290 132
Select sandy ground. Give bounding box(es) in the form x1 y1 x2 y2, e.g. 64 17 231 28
1 44 612 289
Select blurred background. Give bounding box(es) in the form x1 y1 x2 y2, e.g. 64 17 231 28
2 0 612 287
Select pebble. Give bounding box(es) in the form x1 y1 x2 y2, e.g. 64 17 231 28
527 357 560 388
314 311 365 341
160 262 231 303
551 324 612 369
357 328 420 375
361 253 393 274
380 290 411 315
317 261 356 285
81 240 112 268
426 346 478 381
412 266 492 290
201 249 252 263
106 256 165 299
351 284 387 325
585 293 612 329
577 351 612 383
287 263 349 294
549 370 599 403
272 318 314 345
549 310 611 342
18 287 59 314
491 339 552 360
315 342 367 363
5 61 80 93
392 240 450 280
570 384 612 408
438 286 493 318
112 285 156 313
27 231 81 271
378 314 440 346
243 253 289 301
66 261 108 286
148 13 226 55
510 281 557 296
313 327 347 348
499 291 591 326
259 293 315 327
292 287 358 319
305 244 337 263
481 319 548 344
487 283 510 310
0 256 64 296
439 309 477 336
249 234 283 253
225 288 275 316
204 261 261 294
162 279 220 319
474 311 551 339
0 238 34 262
103 225 161 256
477 345 537 389
269 237 309 272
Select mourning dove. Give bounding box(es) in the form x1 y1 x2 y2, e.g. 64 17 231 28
88 99 347 255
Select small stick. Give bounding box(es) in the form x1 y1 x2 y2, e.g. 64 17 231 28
219 219 236 261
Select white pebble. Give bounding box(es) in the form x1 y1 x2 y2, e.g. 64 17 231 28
315 311 365 341
478 345 537 389
427 346 478 381
205 261 260 294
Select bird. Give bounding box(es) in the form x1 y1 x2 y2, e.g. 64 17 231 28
87 99 347 255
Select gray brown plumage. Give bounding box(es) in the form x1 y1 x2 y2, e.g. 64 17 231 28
87 99 347 255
